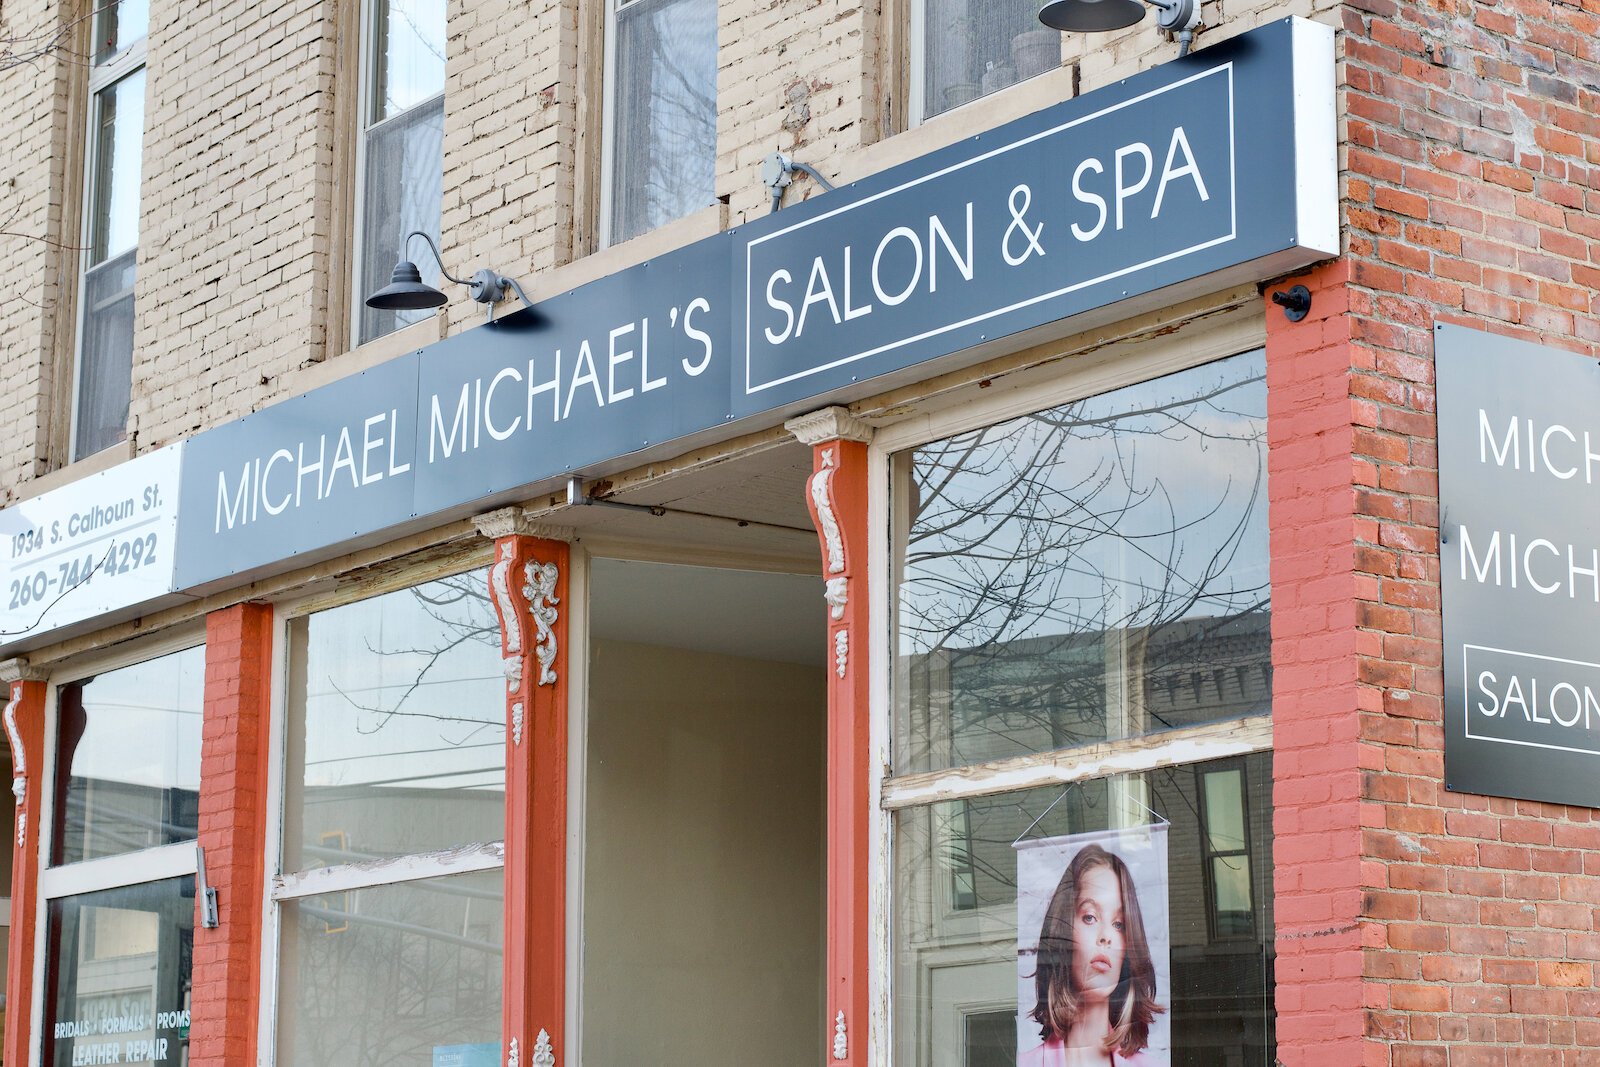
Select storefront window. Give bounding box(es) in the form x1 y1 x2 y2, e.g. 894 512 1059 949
894 351 1270 775
275 570 505 1065
52 646 203 866
39 642 203 1067
892 756 1275 1067
890 351 1274 1064
282 571 506 868
277 870 502 1065
42 877 194 1067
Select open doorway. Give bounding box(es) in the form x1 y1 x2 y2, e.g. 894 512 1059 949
581 557 828 1065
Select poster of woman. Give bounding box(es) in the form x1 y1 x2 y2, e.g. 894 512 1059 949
1015 824 1171 1067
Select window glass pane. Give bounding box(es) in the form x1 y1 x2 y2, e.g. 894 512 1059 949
42 876 194 1067
359 96 443 344
921 0 1058 121
609 0 716 244
1211 857 1253 923
894 351 1270 775
893 753 1274 1066
76 248 137 458
372 0 446 121
92 0 149 63
89 68 145 265
52 645 203 867
284 570 505 872
1202 769 1246 853
277 870 503 1066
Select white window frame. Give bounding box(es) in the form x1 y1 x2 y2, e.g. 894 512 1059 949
865 309 1272 1064
257 556 507 1066
29 628 205 1067
350 0 446 347
70 21 148 462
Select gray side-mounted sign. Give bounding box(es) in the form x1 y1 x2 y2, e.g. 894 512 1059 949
1438 324 1600 807
154 17 1333 593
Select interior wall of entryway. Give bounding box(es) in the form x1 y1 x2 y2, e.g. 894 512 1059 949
581 559 827 1066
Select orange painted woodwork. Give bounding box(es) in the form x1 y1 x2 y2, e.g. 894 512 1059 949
803 438 872 1065
3 675 46 1067
486 535 570 1066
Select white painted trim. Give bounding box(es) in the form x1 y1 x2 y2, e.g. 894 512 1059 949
1291 17 1339 259
596 0 622 249
39 841 200 900
906 0 927 128
258 611 289 1067
865 434 894 1066
578 536 820 576
564 547 590 1067
881 716 1274 808
272 842 505 900
350 0 377 347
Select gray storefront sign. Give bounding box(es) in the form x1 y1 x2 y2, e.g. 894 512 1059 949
166 16 1334 592
1438 323 1600 806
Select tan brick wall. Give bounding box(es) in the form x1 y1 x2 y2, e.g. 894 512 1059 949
128 0 341 450
0 0 81 502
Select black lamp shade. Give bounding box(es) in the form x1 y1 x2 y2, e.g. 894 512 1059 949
365 260 448 311
1038 0 1146 31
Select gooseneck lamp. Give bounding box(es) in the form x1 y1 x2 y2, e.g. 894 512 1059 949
1037 0 1201 55
365 230 534 321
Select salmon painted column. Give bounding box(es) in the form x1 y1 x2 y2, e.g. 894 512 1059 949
1 658 48 1067
192 602 276 1066
1262 261 1367 1066
787 408 875 1065
477 509 571 1067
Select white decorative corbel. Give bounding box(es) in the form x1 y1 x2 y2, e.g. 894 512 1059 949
510 701 525 746
524 560 561 686
489 542 524 697
505 1036 519 1067
835 630 849 679
0 660 45 851
809 448 845 574
4 685 24 848
532 1030 555 1067
824 576 848 620
785 406 875 445
833 1010 848 1059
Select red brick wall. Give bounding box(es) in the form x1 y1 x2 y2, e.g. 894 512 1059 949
191 603 275 1066
1336 0 1599 1059
1266 260 1369 1066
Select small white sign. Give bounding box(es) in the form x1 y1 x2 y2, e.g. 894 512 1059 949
0 443 184 649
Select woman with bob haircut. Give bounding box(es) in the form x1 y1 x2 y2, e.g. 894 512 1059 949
1019 843 1165 1066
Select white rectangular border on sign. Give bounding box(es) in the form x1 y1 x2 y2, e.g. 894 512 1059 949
742 65 1240 396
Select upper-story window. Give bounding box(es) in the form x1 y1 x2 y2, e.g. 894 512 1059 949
73 0 148 460
356 0 446 345
603 0 717 246
913 0 1061 123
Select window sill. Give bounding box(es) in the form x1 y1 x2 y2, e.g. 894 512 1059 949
24 438 135 501
284 312 445 399
540 202 728 302
851 63 1079 183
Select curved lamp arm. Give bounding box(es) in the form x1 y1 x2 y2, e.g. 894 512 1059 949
402 230 474 287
